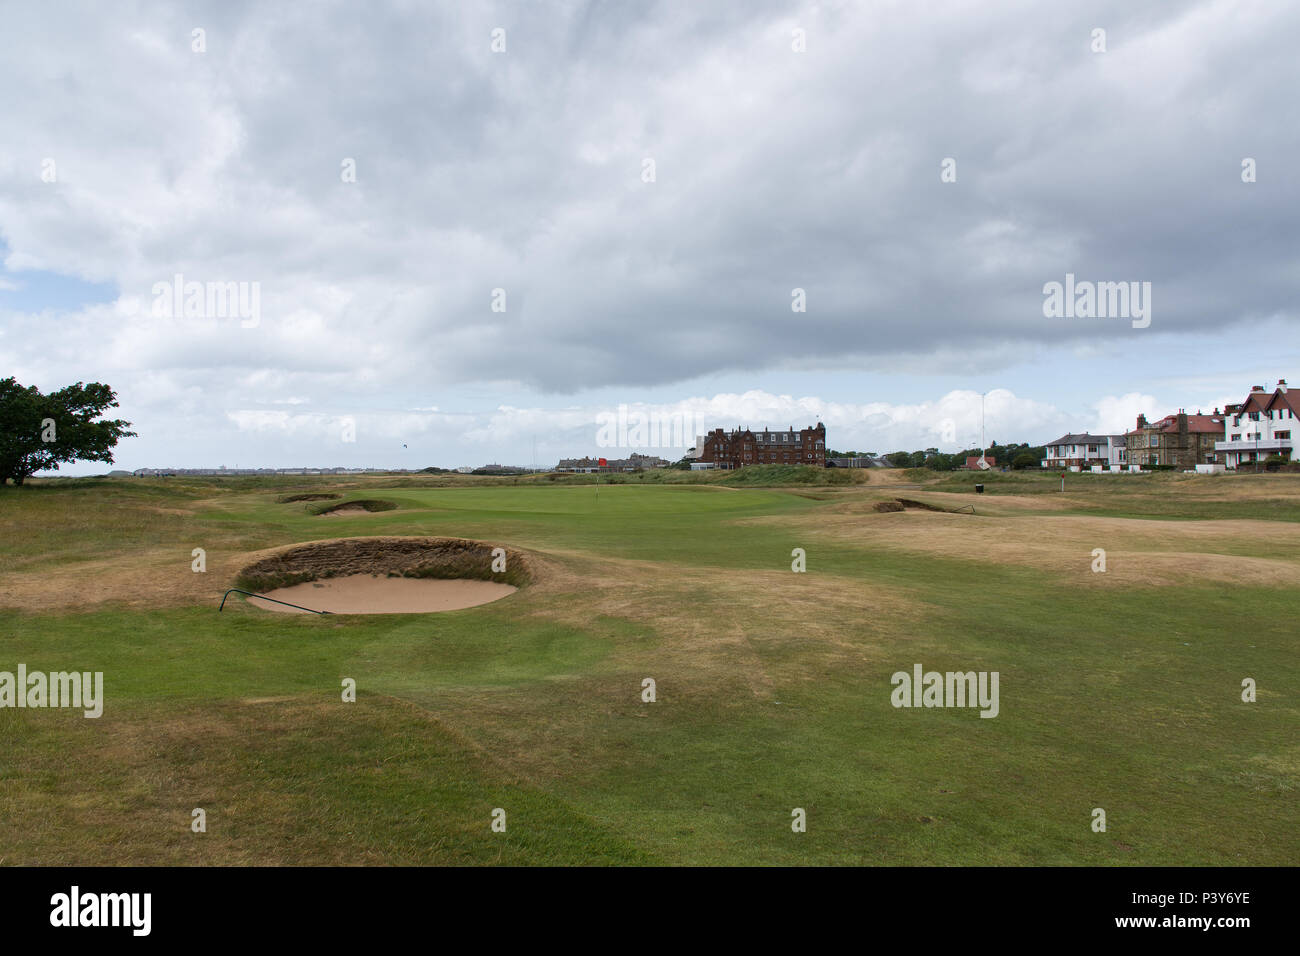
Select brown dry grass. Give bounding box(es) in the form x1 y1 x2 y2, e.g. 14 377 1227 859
0 535 540 613
752 507 1300 589
525 548 920 685
0 549 241 612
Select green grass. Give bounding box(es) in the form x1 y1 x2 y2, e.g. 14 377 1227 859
0 473 1296 865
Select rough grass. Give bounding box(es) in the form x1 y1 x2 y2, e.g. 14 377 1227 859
0 472 1297 865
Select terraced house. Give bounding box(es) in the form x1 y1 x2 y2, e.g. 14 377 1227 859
696 423 826 469
1126 410 1225 468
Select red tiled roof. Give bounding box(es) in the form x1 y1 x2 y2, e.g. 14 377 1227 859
1265 389 1298 417
1157 414 1224 434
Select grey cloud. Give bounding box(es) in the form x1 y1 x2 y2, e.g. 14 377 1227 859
0 0 1296 400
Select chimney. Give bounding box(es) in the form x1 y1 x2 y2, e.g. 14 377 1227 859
1251 385 1265 392
1279 379 1288 393
1137 413 1148 428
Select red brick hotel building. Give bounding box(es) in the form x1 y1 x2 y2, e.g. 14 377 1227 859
698 424 826 469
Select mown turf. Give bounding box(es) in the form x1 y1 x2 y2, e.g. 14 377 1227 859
0 471 1295 865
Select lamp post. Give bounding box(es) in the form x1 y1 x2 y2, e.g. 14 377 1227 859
980 392 987 468
974 390 992 469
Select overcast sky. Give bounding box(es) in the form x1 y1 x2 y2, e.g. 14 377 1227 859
2 0 1297 471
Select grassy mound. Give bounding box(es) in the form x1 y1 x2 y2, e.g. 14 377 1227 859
719 464 855 486
278 493 342 503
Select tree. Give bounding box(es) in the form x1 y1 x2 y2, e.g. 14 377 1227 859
0 378 135 485
1012 451 1040 470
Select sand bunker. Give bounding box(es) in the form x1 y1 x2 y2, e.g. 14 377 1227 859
314 499 398 516
873 498 954 513
249 574 517 614
234 536 532 615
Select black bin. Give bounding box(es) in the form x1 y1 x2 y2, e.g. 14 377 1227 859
975 484 985 494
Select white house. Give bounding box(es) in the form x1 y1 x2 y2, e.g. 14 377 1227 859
1042 434 1127 470
1216 380 1296 467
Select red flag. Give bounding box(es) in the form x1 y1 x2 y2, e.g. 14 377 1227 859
598 458 608 467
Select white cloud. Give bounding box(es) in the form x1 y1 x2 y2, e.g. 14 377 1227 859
1092 392 1159 434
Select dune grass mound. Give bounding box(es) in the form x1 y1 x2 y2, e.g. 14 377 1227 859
278 492 342 503
719 464 856 486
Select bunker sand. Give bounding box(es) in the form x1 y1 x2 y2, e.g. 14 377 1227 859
320 503 369 516
248 574 517 614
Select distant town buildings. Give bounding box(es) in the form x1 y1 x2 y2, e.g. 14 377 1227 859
555 453 670 473
131 466 390 477
124 464 537 477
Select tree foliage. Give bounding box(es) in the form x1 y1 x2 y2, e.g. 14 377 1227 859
0 378 135 485
877 441 1046 472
